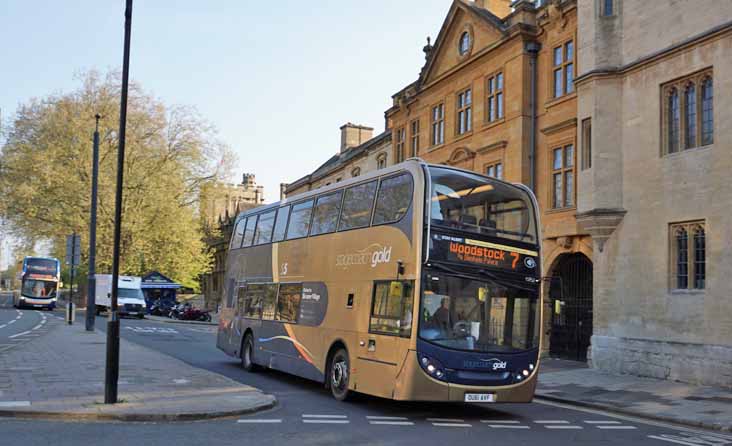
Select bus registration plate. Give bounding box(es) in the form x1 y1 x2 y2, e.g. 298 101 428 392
465 393 495 403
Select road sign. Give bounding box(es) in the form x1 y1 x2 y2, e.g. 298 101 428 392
65 234 81 266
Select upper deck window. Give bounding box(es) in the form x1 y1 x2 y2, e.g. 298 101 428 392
373 173 413 225
338 180 378 231
286 200 314 239
231 219 245 248
254 209 276 245
272 205 290 242
428 167 537 244
311 190 344 236
242 216 257 247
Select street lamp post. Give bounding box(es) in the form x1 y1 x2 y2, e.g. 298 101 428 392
86 114 100 332
105 0 133 404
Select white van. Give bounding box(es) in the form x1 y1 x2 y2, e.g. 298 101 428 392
95 275 145 318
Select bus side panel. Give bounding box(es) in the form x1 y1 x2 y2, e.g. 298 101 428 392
216 307 239 357
256 321 325 382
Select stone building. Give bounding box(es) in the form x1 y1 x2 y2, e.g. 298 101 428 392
285 123 392 197
576 0 732 387
386 0 591 359
199 173 265 225
200 174 266 310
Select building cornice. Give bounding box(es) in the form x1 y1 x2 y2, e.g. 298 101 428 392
576 19 732 86
476 140 508 154
541 117 577 135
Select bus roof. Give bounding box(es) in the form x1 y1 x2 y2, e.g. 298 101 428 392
235 158 428 222
234 158 538 224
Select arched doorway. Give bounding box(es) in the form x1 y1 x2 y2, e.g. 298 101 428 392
549 253 593 361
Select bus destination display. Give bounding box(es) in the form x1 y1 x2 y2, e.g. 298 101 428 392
430 233 538 275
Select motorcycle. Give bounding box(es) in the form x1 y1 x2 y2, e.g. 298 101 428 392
150 299 176 316
168 302 189 319
179 305 212 322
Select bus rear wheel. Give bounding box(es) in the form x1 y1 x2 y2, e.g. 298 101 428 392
241 334 259 372
329 348 351 401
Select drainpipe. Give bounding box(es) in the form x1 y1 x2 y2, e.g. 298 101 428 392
526 41 541 192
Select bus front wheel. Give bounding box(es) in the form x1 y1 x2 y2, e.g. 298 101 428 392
329 348 352 401
241 334 259 372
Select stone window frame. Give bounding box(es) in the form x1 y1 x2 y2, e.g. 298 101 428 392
409 119 420 157
551 39 575 99
376 153 387 170
455 86 473 136
457 24 474 58
484 160 504 180
430 101 446 147
394 126 406 163
669 220 706 291
351 167 361 177
549 141 576 210
486 70 505 124
600 0 614 16
661 68 713 156
581 117 592 170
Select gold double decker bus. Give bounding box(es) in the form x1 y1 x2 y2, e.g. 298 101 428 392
217 159 542 403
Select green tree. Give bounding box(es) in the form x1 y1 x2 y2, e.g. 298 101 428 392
0 71 234 290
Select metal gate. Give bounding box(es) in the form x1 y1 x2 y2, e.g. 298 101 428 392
549 253 593 361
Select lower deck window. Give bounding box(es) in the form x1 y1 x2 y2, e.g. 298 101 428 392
369 281 414 338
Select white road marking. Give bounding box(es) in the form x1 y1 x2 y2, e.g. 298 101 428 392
173 379 190 384
302 414 348 419
366 416 409 420
8 331 30 339
0 324 6 329
369 421 414 426
237 419 282 424
32 323 42 330
545 425 583 429
486 424 530 429
302 420 350 424
536 398 732 441
597 425 637 430
481 420 521 424
426 418 464 423
0 401 31 407
431 423 472 428
584 420 622 424
535 420 570 424
648 436 705 446
8 320 16 325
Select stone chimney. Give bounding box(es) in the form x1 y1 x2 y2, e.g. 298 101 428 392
473 0 512 19
340 123 374 154
279 183 287 201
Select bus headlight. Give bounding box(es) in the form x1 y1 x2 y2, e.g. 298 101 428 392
418 354 447 381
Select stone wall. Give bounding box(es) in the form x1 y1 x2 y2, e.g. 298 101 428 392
592 335 732 388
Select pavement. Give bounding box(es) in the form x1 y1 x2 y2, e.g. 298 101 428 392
0 302 275 421
537 358 732 432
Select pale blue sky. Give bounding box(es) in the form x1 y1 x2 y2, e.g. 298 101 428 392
0 0 450 203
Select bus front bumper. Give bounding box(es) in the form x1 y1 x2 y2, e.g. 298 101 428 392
17 297 56 309
393 350 537 403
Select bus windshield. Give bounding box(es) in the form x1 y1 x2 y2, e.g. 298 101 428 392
21 280 57 298
419 270 539 353
428 166 537 243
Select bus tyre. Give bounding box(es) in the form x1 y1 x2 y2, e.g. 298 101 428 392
329 348 351 401
241 334 259 372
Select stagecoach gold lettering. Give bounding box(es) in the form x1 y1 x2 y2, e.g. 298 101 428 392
335 244 393 269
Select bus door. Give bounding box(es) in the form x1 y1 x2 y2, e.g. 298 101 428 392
356 281 414 399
